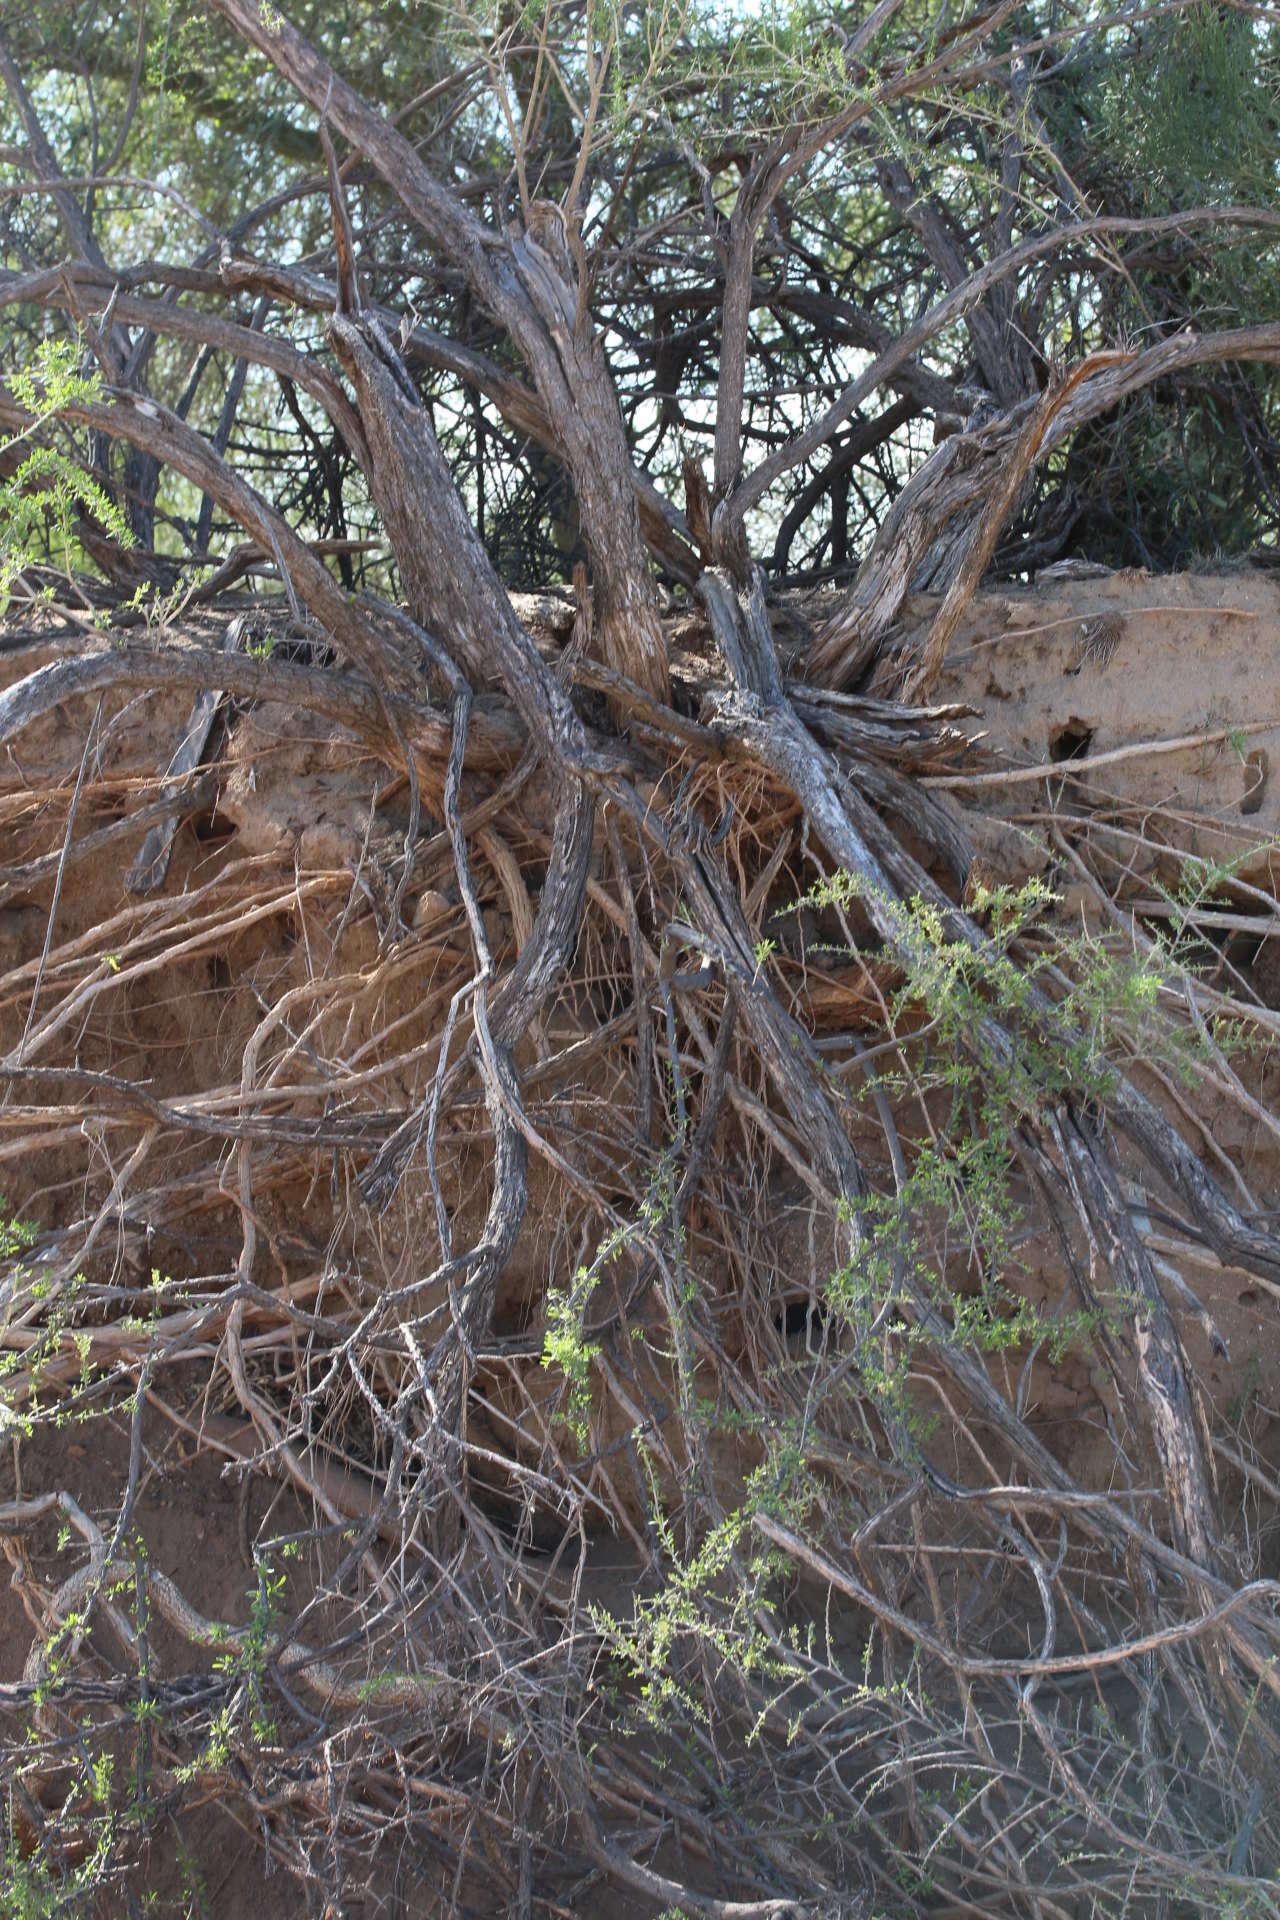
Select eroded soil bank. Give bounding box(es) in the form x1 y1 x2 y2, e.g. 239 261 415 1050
2 566 1278 1914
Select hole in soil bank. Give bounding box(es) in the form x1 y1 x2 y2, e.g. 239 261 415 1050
1049 718 1094 764
190 810 236 844
1241 748 1269 816
776 1299 829 1351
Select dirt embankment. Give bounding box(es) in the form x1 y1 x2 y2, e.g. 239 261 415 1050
934 569 1280 1492
2 568 1279 1911
3 568 1279 1513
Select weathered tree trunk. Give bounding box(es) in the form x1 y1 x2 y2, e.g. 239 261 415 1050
806 402 1034 688
207 0 671 702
